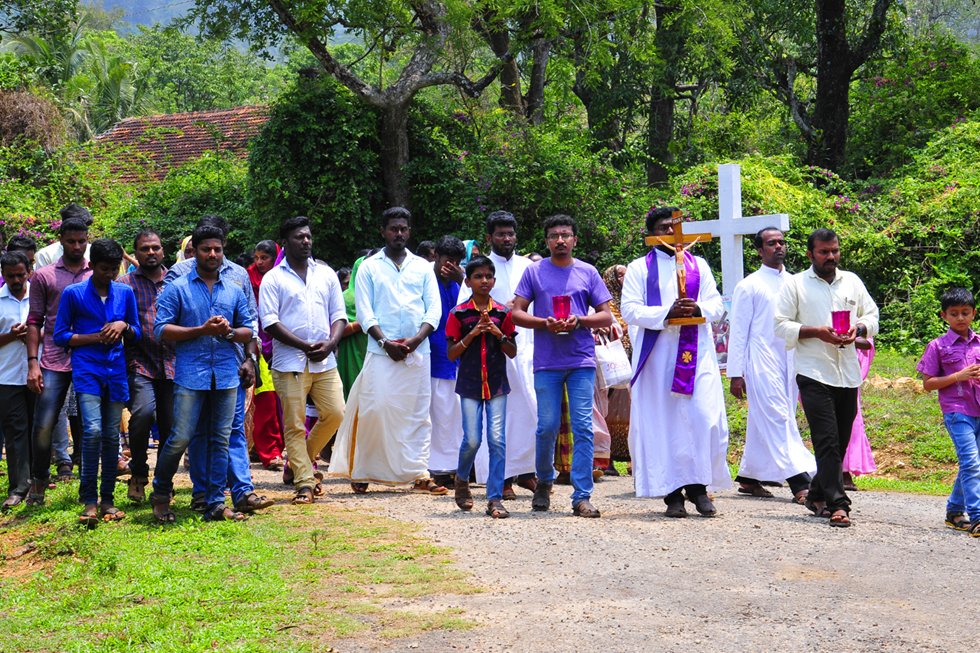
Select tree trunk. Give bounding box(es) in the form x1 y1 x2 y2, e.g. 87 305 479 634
808 0 852 169
646 90 674 185
525 38 551 124
379 101 411 208
646 3 679 186
478 17 524 115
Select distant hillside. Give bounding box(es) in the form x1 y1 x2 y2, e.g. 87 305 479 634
97 0 190 27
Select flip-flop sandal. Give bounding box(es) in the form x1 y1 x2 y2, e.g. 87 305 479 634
946 513 972 531
78 505 99 528
412 479 448 495
99 505 126 522
151 493 176 523
791 491 809 505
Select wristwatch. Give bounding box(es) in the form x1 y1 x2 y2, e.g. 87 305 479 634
377 338 388 349
246 352 259 366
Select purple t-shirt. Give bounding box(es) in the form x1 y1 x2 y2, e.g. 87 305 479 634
514 258 612 372
917 328 980 417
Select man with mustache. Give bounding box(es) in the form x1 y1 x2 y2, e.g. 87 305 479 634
328 207 444 495
774 228 879 528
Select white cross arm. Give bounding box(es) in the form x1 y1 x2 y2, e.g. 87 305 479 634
686 213 789 296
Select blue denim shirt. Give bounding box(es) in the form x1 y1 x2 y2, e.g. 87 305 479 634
53 279 141 402
154 267 253 390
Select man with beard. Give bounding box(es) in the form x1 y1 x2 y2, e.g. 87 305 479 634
328 207 444 494
118 229 175 502
728 227 816 503
25 217 92 504
774 228 879 528
511 215 612 518
621 207 732 519
151 225 255 523
261 216 347 505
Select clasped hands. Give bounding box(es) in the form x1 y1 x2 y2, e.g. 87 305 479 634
545 315 578 334
381 335 423 362
665 298 701 321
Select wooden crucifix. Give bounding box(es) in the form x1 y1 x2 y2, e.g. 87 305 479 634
644 210 712 326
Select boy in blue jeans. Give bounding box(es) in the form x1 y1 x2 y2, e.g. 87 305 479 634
917 287 980 535
446 255 517 518
54 239 140 526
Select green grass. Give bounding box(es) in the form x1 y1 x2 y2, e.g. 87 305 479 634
0 482 476 652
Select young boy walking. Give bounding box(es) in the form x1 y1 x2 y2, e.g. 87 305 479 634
53 239 140 526
917 287 980 536
446 256 517 518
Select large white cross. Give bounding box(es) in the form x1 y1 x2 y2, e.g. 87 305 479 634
688 164 790 296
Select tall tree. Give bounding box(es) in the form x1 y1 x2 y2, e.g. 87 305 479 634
187 0 505 207
0 0 77 39
742 0 896 171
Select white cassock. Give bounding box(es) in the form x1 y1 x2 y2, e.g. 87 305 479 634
621 249 733 497
727 266 816 482
458 251 537 481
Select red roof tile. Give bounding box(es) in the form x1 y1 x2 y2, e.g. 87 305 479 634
94 105 269 182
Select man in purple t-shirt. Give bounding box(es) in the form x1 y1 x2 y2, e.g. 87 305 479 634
512 214 612 518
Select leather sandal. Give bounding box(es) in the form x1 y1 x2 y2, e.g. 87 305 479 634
573 499 601 518
351 482 368 494
292 487 315 505
412 479 448 495
79 503 99 528
25 480 46 507
531 481 552 512
454 478 473 511
486 499 510 519
828 509 851 528
205 505 248 522
99 504 126 522
235 492 274 513
151 493 176 523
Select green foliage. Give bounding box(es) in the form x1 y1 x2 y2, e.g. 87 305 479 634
247 75 381 266
847 32 980 177
107 151 251 258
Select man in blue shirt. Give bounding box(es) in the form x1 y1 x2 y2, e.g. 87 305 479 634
151 225 254 523
54 239 140 526
165 215 271 515
427 235 465 490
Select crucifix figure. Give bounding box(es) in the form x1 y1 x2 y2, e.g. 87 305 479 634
688 164 790 296
644 210 712 326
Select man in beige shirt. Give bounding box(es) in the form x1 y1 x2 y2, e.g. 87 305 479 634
774 228 879 528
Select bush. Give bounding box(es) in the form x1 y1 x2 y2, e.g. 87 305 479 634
107 151 251 259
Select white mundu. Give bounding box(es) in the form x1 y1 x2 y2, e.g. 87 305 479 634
621 249 732 497
727 266 816 482
459 250 536 481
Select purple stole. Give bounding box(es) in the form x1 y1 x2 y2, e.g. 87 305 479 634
629 249 701 396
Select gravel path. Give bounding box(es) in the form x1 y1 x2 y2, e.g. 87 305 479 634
301 473 978 652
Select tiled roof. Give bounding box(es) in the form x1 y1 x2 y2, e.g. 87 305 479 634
94 105 269 182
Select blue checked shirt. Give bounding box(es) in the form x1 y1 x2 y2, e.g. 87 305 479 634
155 267 253 390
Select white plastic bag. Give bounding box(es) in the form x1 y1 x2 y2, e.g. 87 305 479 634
595 337 632 389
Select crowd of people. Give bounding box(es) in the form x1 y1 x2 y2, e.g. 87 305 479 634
1 203 978 534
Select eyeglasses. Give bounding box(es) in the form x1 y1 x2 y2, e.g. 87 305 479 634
546 232 575 241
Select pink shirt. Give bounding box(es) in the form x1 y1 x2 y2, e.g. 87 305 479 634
27 257 92 372
917 328 980 417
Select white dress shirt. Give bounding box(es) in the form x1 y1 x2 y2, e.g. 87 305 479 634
0 281 30 385
774 266 879 388
356 249 440 356
260 258 347 373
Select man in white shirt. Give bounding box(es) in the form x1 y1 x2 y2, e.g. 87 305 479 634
261 216 347 505
774 228 879 527
0 252 33 509
458 211 538 498
728 228 815 503
328 207 444 494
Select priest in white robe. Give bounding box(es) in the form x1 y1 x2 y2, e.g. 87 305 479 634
621 207 732 518
458 211 537 496
727 227 816 503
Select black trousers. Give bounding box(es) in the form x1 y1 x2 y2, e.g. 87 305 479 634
736 472 812 495
0 385 34 497
796 375 858 512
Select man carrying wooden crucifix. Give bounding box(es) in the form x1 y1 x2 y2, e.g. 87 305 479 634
621 207 732 518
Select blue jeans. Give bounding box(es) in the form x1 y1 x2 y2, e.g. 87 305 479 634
77 392 124 505
31 368 74 481
944 412 980 521
533 367 596 504
153 385 237 512
188 384 253 504
457 395 507 501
